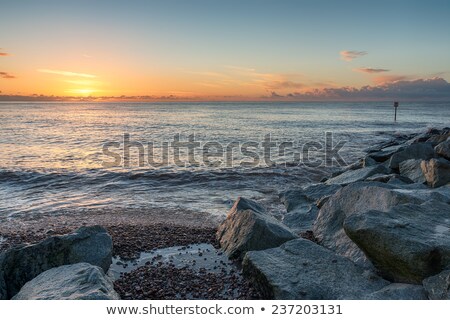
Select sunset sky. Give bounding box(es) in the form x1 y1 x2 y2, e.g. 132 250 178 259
1 0 450 101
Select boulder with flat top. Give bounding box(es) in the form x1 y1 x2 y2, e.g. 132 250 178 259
313 182 450 267
242 238 388 299
344 200 450 284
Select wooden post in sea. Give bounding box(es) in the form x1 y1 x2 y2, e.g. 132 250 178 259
394 101 399 122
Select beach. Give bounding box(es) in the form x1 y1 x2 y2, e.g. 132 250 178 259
0 207 260 299
1 102 450 300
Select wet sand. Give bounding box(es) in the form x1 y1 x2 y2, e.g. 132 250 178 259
0 207 220 252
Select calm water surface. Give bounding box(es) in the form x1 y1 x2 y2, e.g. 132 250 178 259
0 102 449 219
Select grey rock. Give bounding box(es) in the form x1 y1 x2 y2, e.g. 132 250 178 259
347 160 365 171
364 283 427 300
325 165 390 186
12 263 119 300
364 135 410 153
435 139 450 160
0 270 6 300
344 200 450 284
368 145 406 162
399 159 426 184
366 173 413 184
329 158 368 178
427 133 450 147
242 238 388 299
301 184 343 202
421 158 450 188
316 195 332 208
423 270 450 299
0 226 112 298
281 198 318 233
279 184 341 232
363 156 378 167
313 182 450 267
346 155 384 172
387 181 429 189
216 197 297 260
388 143 435 170
387 177 411 186
406 129 440 145
364 173 392 183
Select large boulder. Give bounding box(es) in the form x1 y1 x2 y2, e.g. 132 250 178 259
399 159 426 184
325 165 390 186
12 263 119 300
423 270 450 300
435 139 450 160
279 184 341 232
242 238 388 299
421 158 450 188
216 197 297 260
0 226 112 299
313 182 450 267
388 143 435 170
344 200 450 284
363 283 427 300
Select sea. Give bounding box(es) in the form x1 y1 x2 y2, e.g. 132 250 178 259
0 101 449 220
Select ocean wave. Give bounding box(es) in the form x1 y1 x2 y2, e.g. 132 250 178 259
0 165 324 189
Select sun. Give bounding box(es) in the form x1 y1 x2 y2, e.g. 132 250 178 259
67 88 96 96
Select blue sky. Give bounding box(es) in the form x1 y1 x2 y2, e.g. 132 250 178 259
1 0 450 100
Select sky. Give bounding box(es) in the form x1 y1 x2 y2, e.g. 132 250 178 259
1 0 450 101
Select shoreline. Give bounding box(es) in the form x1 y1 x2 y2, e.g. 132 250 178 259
0 207 261 299
1 126 449 300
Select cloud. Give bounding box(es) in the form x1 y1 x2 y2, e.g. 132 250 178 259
0 94 183 102
270 91 283 98
0 48 10 56
373 75 410 84
265 81 305 90
63 79 102 86
224 65 257 73
2 78 450 101
37 69 97 78
354 67 390 74
0 71 16 79
267 77 450 101
187 66 306 92
340 50 367 61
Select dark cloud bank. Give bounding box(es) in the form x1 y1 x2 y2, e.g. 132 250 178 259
1 78 450 102
269 78 450 101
